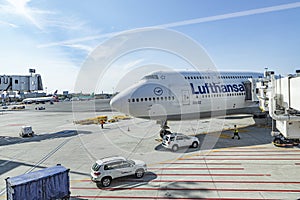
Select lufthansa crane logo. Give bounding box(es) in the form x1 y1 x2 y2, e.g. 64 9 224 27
154 87 163 96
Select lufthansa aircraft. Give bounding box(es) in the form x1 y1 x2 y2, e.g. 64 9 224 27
110 70 263 136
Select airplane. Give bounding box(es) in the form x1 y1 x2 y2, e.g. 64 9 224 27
22 90 58 104
110 70 264 137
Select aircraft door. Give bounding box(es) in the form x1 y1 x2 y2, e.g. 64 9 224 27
243 81 252 101
181 90 190 105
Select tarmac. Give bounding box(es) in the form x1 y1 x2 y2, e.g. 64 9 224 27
0 99 300 199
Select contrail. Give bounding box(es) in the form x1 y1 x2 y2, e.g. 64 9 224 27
159 2 300 28
39 2 300 48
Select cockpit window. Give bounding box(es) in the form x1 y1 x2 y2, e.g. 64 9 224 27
143 75 159 80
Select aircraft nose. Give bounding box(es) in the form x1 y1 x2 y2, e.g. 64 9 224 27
110 94 128 114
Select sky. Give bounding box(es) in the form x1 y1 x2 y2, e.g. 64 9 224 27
1 0 300 94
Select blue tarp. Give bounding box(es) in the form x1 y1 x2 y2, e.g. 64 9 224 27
6 165 70 200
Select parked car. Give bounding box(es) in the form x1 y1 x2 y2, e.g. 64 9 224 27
90 156 147 187
162 133 199 152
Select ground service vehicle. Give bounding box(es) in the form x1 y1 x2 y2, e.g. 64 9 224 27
6 165 70 200
19 126 34 137
162 133 199 152
91 156 147 187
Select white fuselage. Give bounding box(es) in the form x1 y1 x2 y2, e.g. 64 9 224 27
22 96 57 104
110 71 263 121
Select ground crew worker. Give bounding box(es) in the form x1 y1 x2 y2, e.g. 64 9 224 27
100 120 104 129
232 125 240 140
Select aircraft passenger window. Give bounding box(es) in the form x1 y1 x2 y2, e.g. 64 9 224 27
128 99 130 102
165 97 168 100
136 98 139 102
168 96 171 100
161 97 164 100
194 76 196 79
157 97 159 101
145 98 147 101
188 77 190 79
132 99 135 102
172 96 175 100
141 98 143 102
185 77 187 79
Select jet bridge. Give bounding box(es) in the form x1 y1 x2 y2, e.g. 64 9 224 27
0 74 43 92
255 70 300 146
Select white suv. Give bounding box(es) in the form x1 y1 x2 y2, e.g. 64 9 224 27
90 156 147 187
162 133 199 152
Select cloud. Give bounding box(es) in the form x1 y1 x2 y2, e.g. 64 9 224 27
39 2 300 49
123 59 145 70
0 20 18 28
37 31 120 48
62 44 94 53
